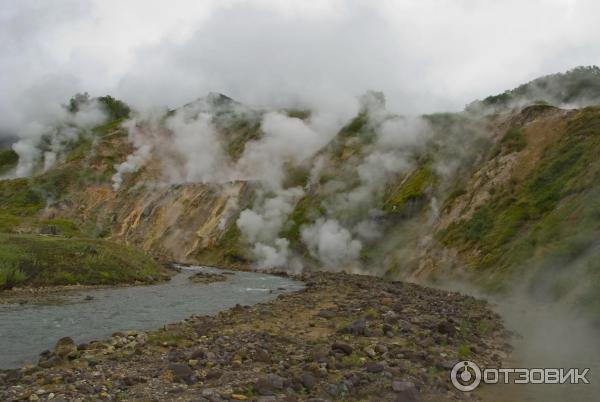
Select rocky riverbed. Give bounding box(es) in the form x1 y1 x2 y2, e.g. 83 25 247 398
0 272 511 401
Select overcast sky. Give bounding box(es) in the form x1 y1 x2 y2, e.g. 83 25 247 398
1 0 600 137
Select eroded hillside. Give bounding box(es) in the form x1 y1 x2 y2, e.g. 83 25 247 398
1 68 599 322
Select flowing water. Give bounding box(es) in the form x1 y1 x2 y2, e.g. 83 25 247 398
0 266 304 369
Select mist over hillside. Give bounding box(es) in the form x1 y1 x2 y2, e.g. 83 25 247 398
2 68 599 325
2 2 600 400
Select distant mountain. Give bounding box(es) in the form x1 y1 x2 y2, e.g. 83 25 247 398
467 65 600 111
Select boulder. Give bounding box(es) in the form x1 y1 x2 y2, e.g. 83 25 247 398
54 337 77 359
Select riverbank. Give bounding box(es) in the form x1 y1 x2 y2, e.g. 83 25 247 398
0 271 511 401
0 234 170 290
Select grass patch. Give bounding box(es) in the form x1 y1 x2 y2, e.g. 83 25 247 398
384 166 433 213
0 149 18 174
494 128 527 156
0 234 165 289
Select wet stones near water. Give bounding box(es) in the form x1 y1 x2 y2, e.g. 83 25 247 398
54 337 77 360
0 271 511 402
188 272 227 284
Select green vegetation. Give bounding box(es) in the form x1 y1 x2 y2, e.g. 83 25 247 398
494 128 527 156
285 108 311 120
0 149 18 174
441 108 600 309
342 113 368 135
470 65 600 111
222 117 262 160
0 234 165 289
279 193 324 246
384 166 433 213
196 224 250 267
97 95 131 120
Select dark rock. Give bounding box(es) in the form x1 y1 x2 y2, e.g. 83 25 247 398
123 376 140 386
54 337 77 359
331 342 353 355
40 225 58 235
168 363 193 383
317 309 336 319
391 380 418 401
255 374 286 395
205 369 222 380
301 372 316 390
348 319 367 336
437 359 458 370
189 348 206 359
38 355 62 368
365 362 385 373
3 369 22 383
437 321 456 336
323 383 340 397
255 348 271 363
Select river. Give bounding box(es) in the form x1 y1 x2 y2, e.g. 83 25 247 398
0 266 304 369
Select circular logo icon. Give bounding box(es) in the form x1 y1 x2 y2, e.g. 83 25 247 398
451 360 482 391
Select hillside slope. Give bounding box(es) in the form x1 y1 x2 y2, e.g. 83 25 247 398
1 67 599 321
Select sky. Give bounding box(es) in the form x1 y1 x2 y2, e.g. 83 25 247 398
1 0 600 138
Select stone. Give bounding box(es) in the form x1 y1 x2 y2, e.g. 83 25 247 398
437 359 458 370
317 309 336 319
231 394 248 400
38 355 62 369
168 363 193 383
348 319 367 336
331 342 353 355
375 344 388 354
365 362 385 373
255 374 286 395
255 348 271 363
391 380 418 401
301 372 316 390
363 346 376 357
54 337 77 359
437 321 456 336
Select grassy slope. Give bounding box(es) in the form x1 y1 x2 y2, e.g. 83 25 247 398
439 107 600 317
0 118 167 289
0 234 165 289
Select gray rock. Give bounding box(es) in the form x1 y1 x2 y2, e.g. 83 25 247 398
437 359 458 370
301 372 316 390
365 362 385 373
348 319 367 336
391 380 418 401
168 363 193 383
255 374 286 395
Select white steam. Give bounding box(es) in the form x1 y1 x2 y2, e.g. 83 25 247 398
236 187 304 269
301 218 362 269
13 100 107 177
